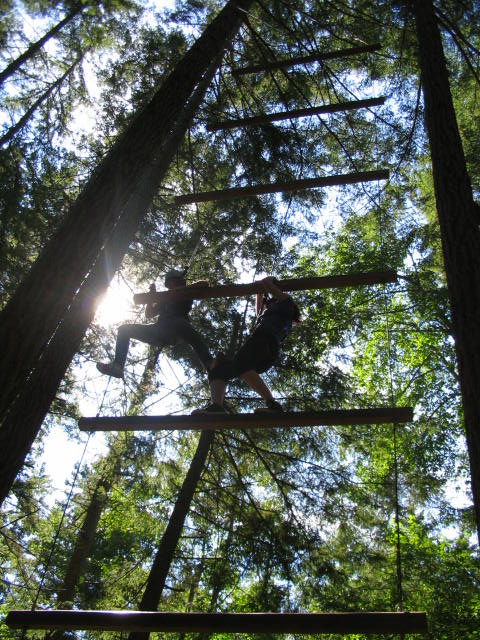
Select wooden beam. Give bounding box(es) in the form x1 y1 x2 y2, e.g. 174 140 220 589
207 97 386 131
5 610 428 634
174 169 389 204
231 43 381 76
78 408 413 433
133 270 397 305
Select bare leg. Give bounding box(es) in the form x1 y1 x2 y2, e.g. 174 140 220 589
192 377 227 414
240 370 273 402
209 378 226 406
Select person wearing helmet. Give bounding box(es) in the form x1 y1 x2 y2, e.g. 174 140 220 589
96 269 213 378
194 276 300 413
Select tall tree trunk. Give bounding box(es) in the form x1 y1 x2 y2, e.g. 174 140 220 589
128 429 215 640
0 31 224 505
0 0 252 427
0 3 84 85
54 477 114 608
412 0 480 545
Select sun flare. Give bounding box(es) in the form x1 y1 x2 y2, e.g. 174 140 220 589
95 278 136 328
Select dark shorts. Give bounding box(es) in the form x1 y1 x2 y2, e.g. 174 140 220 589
208 330 279 382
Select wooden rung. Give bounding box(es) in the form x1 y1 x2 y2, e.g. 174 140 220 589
207 97 385 131
78 408 413 433
231 43 381 76
174 169 389 204
133 270 397 305
5 610 428 634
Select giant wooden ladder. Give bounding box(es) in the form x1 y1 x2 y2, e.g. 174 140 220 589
6 23 428 640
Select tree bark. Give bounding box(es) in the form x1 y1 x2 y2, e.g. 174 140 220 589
413 0 480 545
0 4 84 85
0 0 252 427
128 429 215 640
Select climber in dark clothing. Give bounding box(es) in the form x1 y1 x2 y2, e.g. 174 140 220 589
97 269 213 378
195 276 300 413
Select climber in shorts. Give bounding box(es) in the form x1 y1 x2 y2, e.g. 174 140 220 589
195 276 300 413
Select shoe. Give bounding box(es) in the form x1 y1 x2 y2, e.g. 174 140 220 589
96 362 124 379
192 403 226 415
254 399 284 413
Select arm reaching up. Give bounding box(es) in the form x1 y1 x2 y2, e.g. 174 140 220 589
260 276 290 301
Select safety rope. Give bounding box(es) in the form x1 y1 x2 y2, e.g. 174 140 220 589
382 287 404 612
375 114 404 613
21 373 114 628
25 431 92 624
182 127 214 276
238 17 350 267
241 7 395 224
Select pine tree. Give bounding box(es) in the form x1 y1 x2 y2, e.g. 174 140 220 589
0 2 85 86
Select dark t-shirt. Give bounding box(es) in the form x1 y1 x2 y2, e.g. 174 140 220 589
253 296 297 344
153 298 193 322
